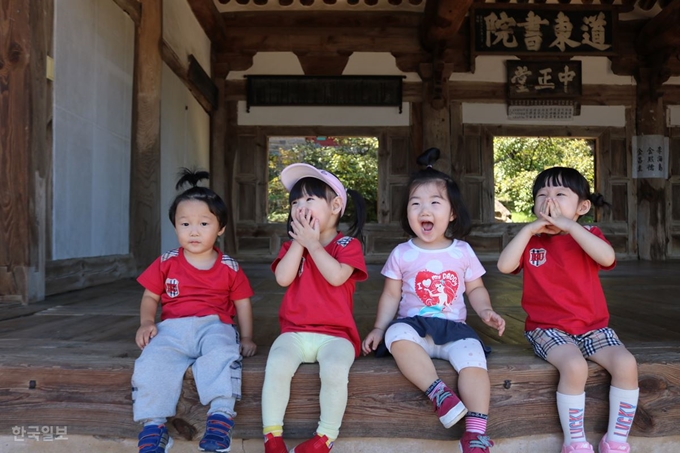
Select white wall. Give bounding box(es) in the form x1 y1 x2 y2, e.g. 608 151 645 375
159 64 210 252
159 0 212 253
52 0 134 260
669 106 680 127
163 0 211 73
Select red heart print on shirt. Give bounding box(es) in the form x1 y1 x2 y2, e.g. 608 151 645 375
414 270 459 308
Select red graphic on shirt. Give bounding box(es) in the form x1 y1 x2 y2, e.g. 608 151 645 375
529 248 547 267
165 278 180 298
414 271 459 308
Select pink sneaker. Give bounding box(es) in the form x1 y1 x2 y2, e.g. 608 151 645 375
598 435 631 453
459 431 494 453
561 442 594 453
433 387 468 428
264 433 288 453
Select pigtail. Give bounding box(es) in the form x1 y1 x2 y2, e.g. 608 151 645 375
400 148 471 240
589 192 611 210
417 147 441 168
176 168 210 190
169 168 228 229
345 189 367 241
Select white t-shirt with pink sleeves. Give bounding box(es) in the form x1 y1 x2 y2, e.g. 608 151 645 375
381 239 486 322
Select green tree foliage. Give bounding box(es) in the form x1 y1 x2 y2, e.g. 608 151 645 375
494 137 594 218
268 137 379 223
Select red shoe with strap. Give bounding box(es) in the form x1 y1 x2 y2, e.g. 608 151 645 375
289 434 333 453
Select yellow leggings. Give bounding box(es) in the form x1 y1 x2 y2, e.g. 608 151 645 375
261 332 355 440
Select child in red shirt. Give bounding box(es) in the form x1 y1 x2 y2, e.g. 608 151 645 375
132 169 256 453
497 167 639 453
262 163 368 453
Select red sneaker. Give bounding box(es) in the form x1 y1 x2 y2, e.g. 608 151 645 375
289 434 333 453
264 433 288 453
459 431 494 453
433 387 468 428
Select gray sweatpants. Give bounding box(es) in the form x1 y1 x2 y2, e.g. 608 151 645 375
131 315 242 422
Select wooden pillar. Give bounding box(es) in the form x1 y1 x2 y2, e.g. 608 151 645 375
419 63 453 172
420 82 452 172
635 67 669 260
0 1 49 303
223 98 240 255
130 0 162 271
211 77 237 255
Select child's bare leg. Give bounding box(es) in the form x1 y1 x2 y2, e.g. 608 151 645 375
457 367 490 414
546 343 589 394
391 339 438 390
589 345 638 389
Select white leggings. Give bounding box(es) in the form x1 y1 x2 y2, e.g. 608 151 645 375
261 332 355 440
385 322 487 372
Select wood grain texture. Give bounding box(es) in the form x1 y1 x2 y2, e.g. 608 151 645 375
112 0 141 26
45 254 136 296
159 41 216 112
130 0 162 271
0 0 48 303
0 342 677 440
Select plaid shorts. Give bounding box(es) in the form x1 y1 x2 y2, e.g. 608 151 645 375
525 327 623 360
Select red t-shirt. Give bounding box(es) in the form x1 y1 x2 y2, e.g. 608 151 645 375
272 234 368 357
137 247 254 324
516 226 615 335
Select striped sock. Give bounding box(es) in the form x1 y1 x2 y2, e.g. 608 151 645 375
465 412 488 434
425 379 447 403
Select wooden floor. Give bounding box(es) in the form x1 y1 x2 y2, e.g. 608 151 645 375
2 259 679 348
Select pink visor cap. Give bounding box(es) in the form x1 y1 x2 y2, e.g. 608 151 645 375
280 163 348 215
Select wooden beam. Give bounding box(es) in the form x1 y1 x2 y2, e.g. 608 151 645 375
130 0 162 272
212 52 255 79
160 40 217 112
0 0 48 303
210 77 236 254
220 11 422 28
421 0 473 51
636 0 680 56
217 27 423 54
1 343 678 439
111 0 141 26
45 255 136 297
186 0 230 52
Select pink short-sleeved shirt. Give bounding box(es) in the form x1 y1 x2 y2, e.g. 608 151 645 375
382 239 486 322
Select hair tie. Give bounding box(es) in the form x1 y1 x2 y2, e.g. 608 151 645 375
426 165 433 169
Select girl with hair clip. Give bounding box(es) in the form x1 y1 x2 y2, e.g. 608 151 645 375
262 163 368 453
497 167 639 453
132 169 256 453
362 148 505 453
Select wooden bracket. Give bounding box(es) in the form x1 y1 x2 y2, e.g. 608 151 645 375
293 51 352 76
635 65 672 102
419 51 454 110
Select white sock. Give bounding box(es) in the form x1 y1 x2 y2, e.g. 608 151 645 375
607 386 639 443
556 392 587 445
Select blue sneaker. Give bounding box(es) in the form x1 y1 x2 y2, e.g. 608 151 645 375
199 413 234 452
138 424 173 453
